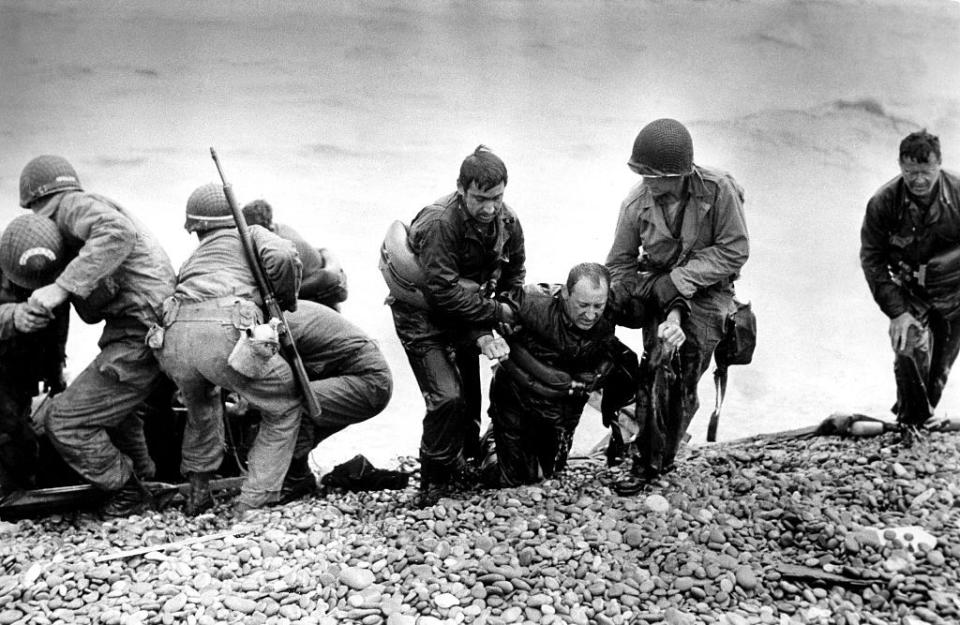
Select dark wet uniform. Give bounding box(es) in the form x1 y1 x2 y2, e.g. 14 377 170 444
0 273 68 493
487 283 617 486
390 192 525 477
861 169 960 425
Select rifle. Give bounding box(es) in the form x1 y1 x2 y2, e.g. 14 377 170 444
209 148 322 421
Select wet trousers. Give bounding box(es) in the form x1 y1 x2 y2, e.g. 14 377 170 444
894 309 960 426
155 299 303 507
391 303 482 472
486 370 585 487
635 285 732 474
42 320 161 491
292 341 393 460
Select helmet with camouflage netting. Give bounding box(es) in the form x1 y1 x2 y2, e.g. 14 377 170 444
0 214 66 289
185 183 235 233
627 118 694 177
19 155 83 208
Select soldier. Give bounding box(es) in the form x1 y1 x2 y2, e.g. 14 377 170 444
0 214 69 497
386 145 525 506
18 155 176 516
860 129 960 432
606 119 749 485
278 299 394 502
152 183 304 516
242 199 349 311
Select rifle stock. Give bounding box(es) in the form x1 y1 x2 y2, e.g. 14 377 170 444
209 148 322 421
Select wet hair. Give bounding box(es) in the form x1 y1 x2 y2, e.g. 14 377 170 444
899 130 941 164
458 145 508 192
566 262 610 293
242 199 273 228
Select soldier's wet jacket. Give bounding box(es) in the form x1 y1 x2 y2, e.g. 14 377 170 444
861 168 960 319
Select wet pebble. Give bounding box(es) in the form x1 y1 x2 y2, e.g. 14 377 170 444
339 567 375 590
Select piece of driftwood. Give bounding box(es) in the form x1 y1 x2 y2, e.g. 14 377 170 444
776 562 876 587
0 476 245 520
95 529 246 562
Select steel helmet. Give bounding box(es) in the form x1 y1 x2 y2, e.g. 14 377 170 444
0 214 66 289
185 183 234 233
19 155 83 208
627 118 694 177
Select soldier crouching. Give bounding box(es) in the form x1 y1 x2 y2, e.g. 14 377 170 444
152 183 304 517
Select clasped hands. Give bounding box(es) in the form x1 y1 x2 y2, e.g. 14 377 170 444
477 330 510 362
14 283 68 334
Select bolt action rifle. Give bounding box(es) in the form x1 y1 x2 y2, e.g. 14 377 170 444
210 148 322 421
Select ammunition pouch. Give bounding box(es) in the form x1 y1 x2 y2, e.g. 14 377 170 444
715 299 757 368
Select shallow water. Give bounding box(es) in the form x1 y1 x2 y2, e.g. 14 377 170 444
2 0 959 465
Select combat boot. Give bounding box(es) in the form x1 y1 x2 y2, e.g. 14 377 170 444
278 456 318 505
184 471 214 516
413 457 448 509
101 474 153 518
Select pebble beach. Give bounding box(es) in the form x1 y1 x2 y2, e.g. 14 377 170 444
2 430 958 625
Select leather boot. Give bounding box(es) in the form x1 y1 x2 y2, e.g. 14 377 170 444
413 457 448 509
184 471 214 516
101 474 153 518
278 456 317 505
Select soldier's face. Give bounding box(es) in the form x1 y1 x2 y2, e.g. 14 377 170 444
458 181 504 224
643 175 685 199
900 154 941 198
563 278 608 331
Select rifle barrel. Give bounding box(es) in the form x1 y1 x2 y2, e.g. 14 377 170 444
209 147 322 420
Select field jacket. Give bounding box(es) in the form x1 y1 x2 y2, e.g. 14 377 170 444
173 226 302 312
606 165 749 300
32 191 176 327
273 223 346 304
860 169 960 319
406 191 525 326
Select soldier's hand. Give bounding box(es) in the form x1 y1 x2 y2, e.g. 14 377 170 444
28 282 69 314
657 318 685 351
496 302 520 336
13 302 53 333
477 331 510 362
889 312 922 353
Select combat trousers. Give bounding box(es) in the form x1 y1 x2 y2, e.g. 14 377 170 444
292 341 393 460
894 309 960 426
391 302 482 472
43 319 162 491
487 370 585 487
155 298 303 507
638 285 732 472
